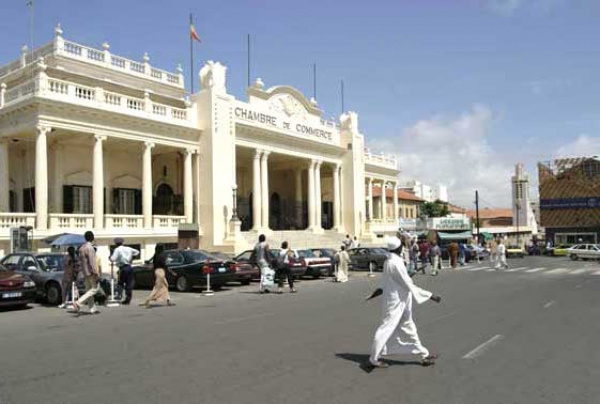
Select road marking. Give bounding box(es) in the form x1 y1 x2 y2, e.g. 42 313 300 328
506 267 527 272
524 267 546 273
468 266 490 271
544 268 568 275
543 301 556 309
215 312 274 325
591 270 600 276
463 334 504 359
570 268 588 275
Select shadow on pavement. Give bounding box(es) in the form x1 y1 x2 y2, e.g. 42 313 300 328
335 353 422 373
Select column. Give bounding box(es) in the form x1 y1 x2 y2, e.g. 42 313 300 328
381 181 387 222
333 164 341 231
93 135 106 229
35 125 50 230
142 142 154 228
294 168 303 228
0 139 9 211
52 144 63 213
393 181 399 222
260 151 271 230
251 149 262 231
183 148 193 223
307 160 316 229
367 178 374 221
314 160 322 230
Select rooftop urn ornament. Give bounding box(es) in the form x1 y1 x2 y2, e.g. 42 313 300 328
102 42 110 51
54 23 63 37
310 97 318 106
143 52 150 63
252 77 265 90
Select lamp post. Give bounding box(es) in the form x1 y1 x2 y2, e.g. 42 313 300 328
231 184 239 222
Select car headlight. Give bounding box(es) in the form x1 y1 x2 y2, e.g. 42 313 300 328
24 281 36 288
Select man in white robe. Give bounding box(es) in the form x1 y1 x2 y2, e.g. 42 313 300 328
335 246 350 283
367 236 441 368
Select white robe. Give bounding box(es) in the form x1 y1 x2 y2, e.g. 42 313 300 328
370 253 432 363
336 251 350 282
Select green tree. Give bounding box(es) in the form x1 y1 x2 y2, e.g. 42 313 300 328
419 200 450 218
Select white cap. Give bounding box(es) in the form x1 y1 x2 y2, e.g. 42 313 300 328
385 236 402 251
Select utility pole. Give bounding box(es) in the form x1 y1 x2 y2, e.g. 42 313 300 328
475 190 480 245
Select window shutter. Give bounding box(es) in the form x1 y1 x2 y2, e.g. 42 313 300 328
134 189 142 215
63 186 74 214
112 189 120 214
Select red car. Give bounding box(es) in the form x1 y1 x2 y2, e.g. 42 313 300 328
211 252 258 285
235 249 307 279
0 264 37 309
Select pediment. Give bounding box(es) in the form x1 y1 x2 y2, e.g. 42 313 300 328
247 85 322 119
65 170 93 186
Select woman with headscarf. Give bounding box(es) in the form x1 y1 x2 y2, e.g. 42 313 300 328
58 246 77 308
141 243 174 307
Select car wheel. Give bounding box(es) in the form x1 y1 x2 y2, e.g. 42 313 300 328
176 276 190 292
46 282 62 306
570 254 578 261
241 279 251 286
369 261 378 273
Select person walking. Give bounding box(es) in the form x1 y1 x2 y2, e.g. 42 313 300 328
58 246 77 308
430 241 441 276
342 234 352 250
410 239 419 275
448 241 459 269
252 234 276 293
71 231 100 314
490 239 498 268
110 238 140 305
353 236 360 248
418 240 430 275
141 243 175 307
458 242 466 266
93 247 107 301
497 240 509 269
366 236 441 369
276 241 296 293
335 245 350 283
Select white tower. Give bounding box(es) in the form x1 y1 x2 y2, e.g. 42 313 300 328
511 163 538 236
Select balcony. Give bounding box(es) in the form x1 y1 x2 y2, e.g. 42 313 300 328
0 26 184 89
368 218 399 234
364 149 398 170
1 76 193 127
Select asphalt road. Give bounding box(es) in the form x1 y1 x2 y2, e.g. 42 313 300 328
0 256 598 404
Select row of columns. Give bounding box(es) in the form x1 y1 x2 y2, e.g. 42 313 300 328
366 177 399 222
250 149 342 233
4 125 196 229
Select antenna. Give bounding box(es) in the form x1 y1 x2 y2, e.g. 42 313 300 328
27 0 34 63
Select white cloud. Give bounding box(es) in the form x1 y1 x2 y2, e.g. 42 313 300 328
368 105 514 208
555 134 600 158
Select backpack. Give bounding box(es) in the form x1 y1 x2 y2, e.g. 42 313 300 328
276 249 288 269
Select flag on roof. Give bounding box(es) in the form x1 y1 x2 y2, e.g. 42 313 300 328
190 17 201 43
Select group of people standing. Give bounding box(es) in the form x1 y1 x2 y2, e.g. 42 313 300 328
252 234 297 294
60 232 174 314
488 238 509 269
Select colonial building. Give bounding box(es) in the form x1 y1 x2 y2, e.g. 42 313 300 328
0 26 399 262
538 156 600 245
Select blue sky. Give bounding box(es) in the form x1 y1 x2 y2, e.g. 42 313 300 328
1 0 599 207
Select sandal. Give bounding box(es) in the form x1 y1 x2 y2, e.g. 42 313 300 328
369 360 389 369
421 353 439 367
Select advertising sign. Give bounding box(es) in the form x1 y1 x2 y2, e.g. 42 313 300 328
540 197 599 209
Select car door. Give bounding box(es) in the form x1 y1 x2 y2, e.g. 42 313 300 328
18 255 46 292
591 245 600 260
164 251 186 286
134 258 155 288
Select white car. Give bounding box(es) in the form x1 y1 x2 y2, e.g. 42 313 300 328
567 244 600 261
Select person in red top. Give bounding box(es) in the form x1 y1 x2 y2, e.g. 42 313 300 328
418 240 430 275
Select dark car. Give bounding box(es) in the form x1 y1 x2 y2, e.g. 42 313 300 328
310 248 337 276
235 249 307 279
0 252 111 305
347 248 389 272
212 251 259 285
0 264 37 309
131 249 237 292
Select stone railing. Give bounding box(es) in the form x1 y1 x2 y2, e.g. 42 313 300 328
1 76 192 126
153 215 186 228
364 149 398 170
48 214 94 230
368 218 399 234
0 27 184 89
105 215 144 229
0 213 36 229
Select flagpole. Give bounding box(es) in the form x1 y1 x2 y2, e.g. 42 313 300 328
341 79 345 114
247 34 251 88
189 13 194 93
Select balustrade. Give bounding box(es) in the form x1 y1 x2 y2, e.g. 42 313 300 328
48 214 94 230
105 215 144 229
0 213 36 229
153 215 186 228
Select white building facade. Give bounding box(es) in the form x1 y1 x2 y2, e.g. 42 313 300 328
512 163 538 236
0 26 399 262
401 179 448 203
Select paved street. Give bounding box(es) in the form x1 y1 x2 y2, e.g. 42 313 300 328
1 256 599 404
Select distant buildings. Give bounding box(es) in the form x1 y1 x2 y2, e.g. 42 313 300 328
401 180 448 203
538 156 600 245
512 163 538 235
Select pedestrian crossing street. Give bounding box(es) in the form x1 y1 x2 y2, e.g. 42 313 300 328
447 260 600 278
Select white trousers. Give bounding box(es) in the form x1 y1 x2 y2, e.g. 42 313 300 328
76 275 99 310
370 297 429 364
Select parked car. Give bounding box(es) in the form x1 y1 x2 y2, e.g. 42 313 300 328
550 244 571 257
234 249 307 280
465 245 490 261
295 249 332 279
506 245 525 258
0 264 37 309
347 247 389 272
527 244 541 256
131 249 237 292
567 244 600 261
0 252 111 305
310 248 338 276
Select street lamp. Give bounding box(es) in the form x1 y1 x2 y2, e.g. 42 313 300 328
231 184 239 222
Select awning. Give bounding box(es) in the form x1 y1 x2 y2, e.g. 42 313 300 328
481 232 494 240
437 231 473 240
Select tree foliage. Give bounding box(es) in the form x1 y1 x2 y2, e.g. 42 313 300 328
419 200 450 218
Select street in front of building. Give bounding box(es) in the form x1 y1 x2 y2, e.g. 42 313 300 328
0 256 598 404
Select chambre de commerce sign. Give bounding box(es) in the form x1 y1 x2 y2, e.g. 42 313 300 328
234 107 336 144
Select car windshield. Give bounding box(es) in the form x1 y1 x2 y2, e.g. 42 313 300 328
37 255 64 271
183 250 222 263
372 248 388 255
297 250 315 258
